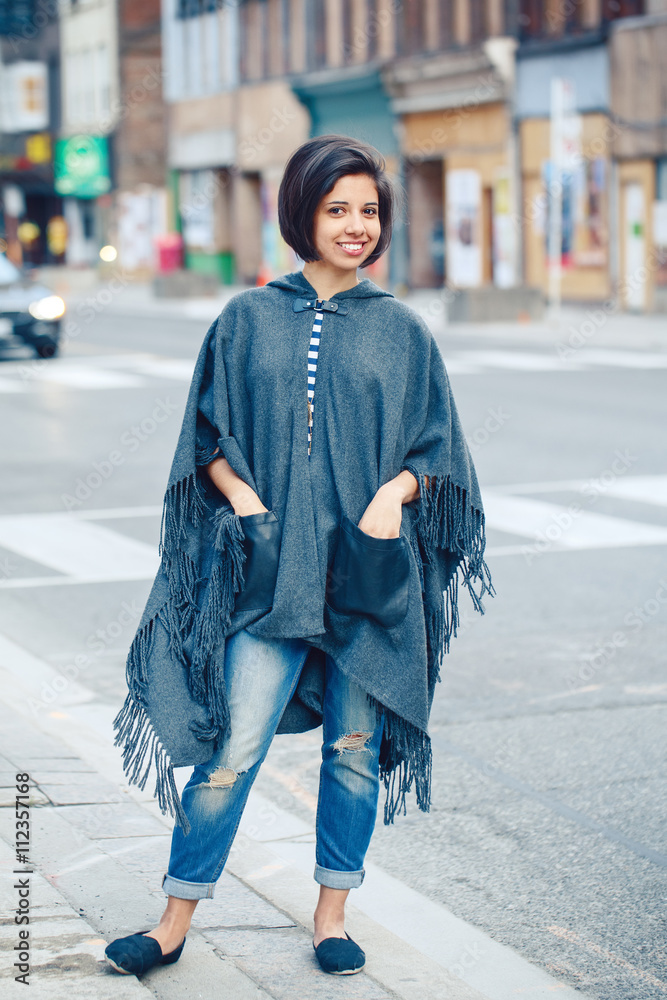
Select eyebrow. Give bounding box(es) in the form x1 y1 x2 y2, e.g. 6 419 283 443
325 200 379 206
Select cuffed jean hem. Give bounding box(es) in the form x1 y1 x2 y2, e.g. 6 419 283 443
162 873 217 900
314 864 365 889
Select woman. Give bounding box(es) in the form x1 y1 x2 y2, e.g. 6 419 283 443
105 135 493 979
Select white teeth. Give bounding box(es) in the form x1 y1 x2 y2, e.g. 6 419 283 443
340 243 363 250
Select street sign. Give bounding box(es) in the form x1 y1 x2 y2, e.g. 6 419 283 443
54 135 111 198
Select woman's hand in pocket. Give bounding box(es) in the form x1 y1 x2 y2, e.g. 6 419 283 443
233 491 270 517
206 455 269 517
358 484 404 539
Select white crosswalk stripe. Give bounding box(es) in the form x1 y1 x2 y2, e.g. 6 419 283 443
440 359 484 375
0 348 664 393
30 367 146 389
448 348 667 373
452 350 581 372
0 360 147 391
127 358 195 381
0 476 665 586
483 493 667 554
603 475 667 507
0 513 159 588
0 377 23 393
0 354 196 392
483 475 667 506
572 349 667 369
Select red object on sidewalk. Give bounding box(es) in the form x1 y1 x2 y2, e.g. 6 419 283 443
155 233 184 273
256 263 272 286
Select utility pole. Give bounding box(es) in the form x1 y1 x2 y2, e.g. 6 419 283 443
548 77 565 319
548 77 579 321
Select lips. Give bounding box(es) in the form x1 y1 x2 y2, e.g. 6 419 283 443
337 242 367 256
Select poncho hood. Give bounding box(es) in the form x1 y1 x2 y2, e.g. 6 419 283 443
113 272 494 833
266 269 395 300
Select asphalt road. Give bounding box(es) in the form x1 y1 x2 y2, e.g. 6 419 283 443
1 308 665 999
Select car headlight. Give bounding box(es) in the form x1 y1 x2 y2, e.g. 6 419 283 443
28 295 66 321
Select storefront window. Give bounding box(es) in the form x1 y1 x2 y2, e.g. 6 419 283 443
179 170 216 250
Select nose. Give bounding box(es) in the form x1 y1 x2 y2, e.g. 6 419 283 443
345 210 367 235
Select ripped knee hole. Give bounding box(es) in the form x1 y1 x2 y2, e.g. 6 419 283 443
208 766 238 788
332 732 373 754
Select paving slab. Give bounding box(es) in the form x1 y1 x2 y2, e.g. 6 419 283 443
0 726 78 761
52 801 170 839
205 925 393 999
37 782 125 807
23 770 100 785
14 758 99 773
0 786 49 808
139 932 271 1000
96 836 297 930
189 873 298 932
0 838 151 1000
0 795 277 1000
93 834 173 883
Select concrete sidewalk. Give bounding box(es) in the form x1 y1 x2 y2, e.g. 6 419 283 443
0 631 595 1000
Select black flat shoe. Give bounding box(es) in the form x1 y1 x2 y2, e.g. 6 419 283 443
313 932 365 975
105 931 186 976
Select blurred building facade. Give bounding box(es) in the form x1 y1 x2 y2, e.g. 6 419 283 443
114 0 168 277
162 0 667 310
58 0 167 270
162 0 309 285
516 0 667 311
609 12 667 311
58 0 118 264
0 2 62 267
0 0 167 271
2 1 666 311
161 1 518 291
380 4 517 292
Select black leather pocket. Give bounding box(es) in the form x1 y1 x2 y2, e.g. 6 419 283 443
325 514 410 628
235 510 282 612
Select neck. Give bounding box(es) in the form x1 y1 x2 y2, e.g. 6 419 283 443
301 262 360 301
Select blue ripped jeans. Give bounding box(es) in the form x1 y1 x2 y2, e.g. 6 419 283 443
163 627 384 899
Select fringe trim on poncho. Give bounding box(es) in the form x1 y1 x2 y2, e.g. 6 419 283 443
365 466 495 824
405 465 495 691
368 695 434 824
113 471 247 831
114 675 191 833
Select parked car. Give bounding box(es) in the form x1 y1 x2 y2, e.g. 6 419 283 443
0 253 65 358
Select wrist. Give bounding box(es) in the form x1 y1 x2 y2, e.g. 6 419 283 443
229 485 262 514
380 471 419 505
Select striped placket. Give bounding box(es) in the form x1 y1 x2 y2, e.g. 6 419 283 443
307 301 324 457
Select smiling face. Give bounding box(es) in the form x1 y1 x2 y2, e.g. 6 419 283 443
309 173 381 277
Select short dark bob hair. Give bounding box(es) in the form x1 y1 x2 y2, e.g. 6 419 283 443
278 134 399 269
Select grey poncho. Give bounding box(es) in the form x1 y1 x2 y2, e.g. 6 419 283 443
114 270 494 833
